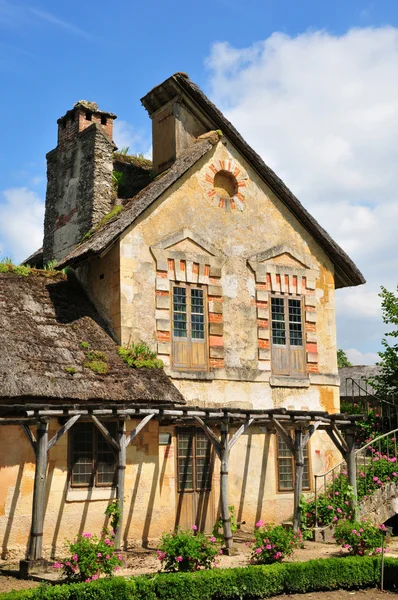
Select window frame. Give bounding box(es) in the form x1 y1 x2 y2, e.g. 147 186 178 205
69 420 118 488
171 282 209 371
176 427 213 493
275 434 311 493
270 293 306 376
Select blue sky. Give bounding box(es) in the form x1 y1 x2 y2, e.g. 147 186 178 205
1 0 398 362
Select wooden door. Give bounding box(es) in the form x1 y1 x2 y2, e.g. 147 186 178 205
175 428 215 532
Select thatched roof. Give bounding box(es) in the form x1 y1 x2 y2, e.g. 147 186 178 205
56 136 217 269
0 272 184 405
57 73 364 289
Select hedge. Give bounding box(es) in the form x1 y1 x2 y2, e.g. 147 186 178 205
1 556 397 600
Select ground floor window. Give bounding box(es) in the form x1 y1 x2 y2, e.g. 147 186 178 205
70 421 117 487
177 428 213 492
277 435 310 491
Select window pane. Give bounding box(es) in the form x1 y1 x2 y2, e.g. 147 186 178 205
173 287 187 338
289 299 303 346
191 289 205 340
278 436 293 490
71 423 93 486
196 433 212 490
271 297 286 345
96 422 117 486
178 431 194 490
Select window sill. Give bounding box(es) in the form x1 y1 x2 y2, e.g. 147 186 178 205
270 375 310 388
66 488 116 502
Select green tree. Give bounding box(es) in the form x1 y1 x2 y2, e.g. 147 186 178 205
370 285 398 399
337 349 352 368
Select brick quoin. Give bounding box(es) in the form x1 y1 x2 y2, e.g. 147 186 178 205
256 301 268 308
209 313 222 323
55 208 78 229
157 331 170 342
306 342 318 353
307 364 319 373
305 323 316 332
156 271 168 278
257 319 269 328
210 358 224 368
156 290 170 297
258 339 270 349
209 277 221 285
208 296 224 302
209 335 224 347
256 283 268 290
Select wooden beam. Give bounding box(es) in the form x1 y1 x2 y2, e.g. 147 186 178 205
91 416 120 452
228 419 254 452
331 422 349 454
271 419 295 454
325 429 347 459
47 415 81 451
193 416 222 458
220 422 233 551
302 421 321 447
293 428 304 532
28 421 48 560
115 420 126 550
21 425 36 453
125 414 154 448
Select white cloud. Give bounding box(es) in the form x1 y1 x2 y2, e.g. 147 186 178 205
206 27 398 355
113 120 151 158
345 348 380 366
0 187 44 264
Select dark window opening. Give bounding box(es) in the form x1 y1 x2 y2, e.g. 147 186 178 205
101 115 107 125
99 274 104 280
86 111 92 121
70 421 117 487
177 428 213 492
277 435 310 491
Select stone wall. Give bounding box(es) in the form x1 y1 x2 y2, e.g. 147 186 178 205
43 123 114 264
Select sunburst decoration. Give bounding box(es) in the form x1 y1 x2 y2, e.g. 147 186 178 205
203 159 247 211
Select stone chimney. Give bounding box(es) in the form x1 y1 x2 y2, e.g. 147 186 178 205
141 74 210 175
43 101 117 264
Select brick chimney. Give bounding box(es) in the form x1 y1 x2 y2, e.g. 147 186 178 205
141 74 210 175
43 101 117 264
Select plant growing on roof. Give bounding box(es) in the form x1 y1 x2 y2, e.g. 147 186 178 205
118 341 164 369
83 350 109 375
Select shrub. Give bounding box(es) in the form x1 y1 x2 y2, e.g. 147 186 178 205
54 530 122 582
118 342 164 369
3 557 398 600
157 526 220 572
250 521 302 564
334 519 385 556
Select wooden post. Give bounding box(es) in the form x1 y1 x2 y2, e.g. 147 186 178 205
293 427 304 532
28 420 48 560
115 420 126 550
345 430 357 515
220 421 233 551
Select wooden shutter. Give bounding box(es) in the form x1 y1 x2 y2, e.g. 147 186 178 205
172 285 208 371
271 296 305 376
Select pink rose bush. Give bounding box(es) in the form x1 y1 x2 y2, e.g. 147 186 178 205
157 526 220 572
250 522 302 564
334 519 386 556
53 529 122 582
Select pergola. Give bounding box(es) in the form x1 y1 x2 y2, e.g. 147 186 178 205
0 403 361 568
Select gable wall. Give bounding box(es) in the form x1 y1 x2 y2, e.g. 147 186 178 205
117 139 339 414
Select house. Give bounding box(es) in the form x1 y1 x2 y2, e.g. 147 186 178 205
0 73 365 562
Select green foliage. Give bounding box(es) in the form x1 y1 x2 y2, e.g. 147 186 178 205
119 146 130 155
337 349 352 368
250 521 302 564
3 557 398 600
118 342 164 369
212 505 237 541
0 261 30 276
215 129 223 137
104 499 121 533
54 531 122 583
157 527 220 572
98 205 123 228
43 260 58 271
369 285 398 398
334 519 385 556
82 347 109 375
305 450 398 528
65 367 77 375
